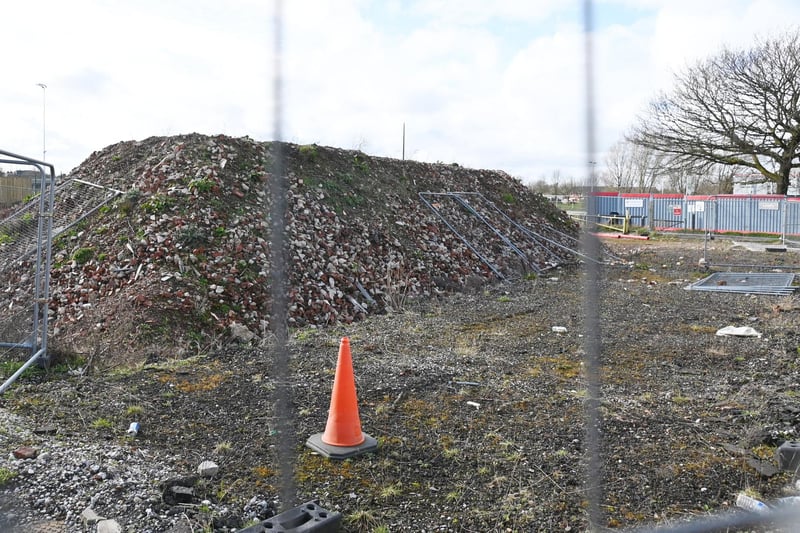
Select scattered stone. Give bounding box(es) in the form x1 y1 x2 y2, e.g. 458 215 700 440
197 460 219 477
33 424 57 435
164 485 194 505
229 322 256 343
81 507 104 525
96 518 123 533
12 446 38 460
746 456 780 477
721 443 748 456
36 452 51 463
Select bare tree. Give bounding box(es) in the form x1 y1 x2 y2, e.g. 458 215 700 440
662 166 703 195
707 164 736 194
528 178 549 195
603 141 635 191
603 140 662 193
629 30 800 194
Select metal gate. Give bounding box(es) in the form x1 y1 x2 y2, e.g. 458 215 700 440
0 150 56 393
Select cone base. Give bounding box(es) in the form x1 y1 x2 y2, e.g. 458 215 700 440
305 432 378 459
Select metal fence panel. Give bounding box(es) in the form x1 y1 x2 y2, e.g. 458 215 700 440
651 195 685 230
592 193 800 236
620 193 649 226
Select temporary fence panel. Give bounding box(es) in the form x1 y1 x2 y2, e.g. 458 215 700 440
650 195 685 230
713 195 780 234
593 193 800 236
784 197 800 239
0 150 56 395
620 193 649 227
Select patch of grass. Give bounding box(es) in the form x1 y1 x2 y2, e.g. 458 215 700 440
0 467 17 487
445 490 463 503
158 371 229 393
353 154 369 173
125 405 144 417
189 177 216 193
296 453 359 483
142 193 174 214
91 417 114 430
177 225 209 249
72 247 95 264
671 393 691 405
298 144 318 161
345 509 379 530
293 328 317 341
252 465 276 479
0 360 41 378
378 482 402 499
540 356 582 380
214 441 233 455
442 446 460 460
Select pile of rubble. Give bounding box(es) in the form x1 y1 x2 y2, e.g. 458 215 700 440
3 134 579 362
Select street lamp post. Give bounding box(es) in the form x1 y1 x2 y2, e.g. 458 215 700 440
36 83 47 162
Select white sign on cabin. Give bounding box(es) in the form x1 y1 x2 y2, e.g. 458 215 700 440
759 201 780 211
688 201 705 213
624 198 644 208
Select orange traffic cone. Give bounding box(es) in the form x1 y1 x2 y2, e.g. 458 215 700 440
306 337 377 459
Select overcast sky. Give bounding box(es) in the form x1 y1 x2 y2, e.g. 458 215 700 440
2 0 798 183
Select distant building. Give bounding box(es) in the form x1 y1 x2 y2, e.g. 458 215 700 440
732 174 799 195
13 170 40 179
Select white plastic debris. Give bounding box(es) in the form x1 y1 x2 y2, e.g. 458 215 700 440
735 493 768 513
466 401 481 410
774 496 800 507
126 422 140 437
96 519 123 533
715 326 762 338
551 326 568 333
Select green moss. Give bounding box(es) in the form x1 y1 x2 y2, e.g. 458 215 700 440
72 247 94 264
298 144 318 161
0 467 17 487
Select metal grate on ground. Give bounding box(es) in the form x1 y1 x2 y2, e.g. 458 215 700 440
686 272 797 296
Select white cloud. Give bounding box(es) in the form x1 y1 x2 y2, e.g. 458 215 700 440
1 0 798 183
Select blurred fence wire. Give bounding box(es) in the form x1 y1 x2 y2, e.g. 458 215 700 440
267 0 800 530
579 1 800 532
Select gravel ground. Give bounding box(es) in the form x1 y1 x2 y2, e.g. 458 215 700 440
2 237 800 532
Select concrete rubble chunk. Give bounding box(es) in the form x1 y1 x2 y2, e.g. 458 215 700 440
197 460 219 477
165 485 194 505
81 506 105 525
229 322 255 343
96 518 123 533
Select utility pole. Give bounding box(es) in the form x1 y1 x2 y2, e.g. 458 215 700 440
36 83 47 161
402 122 406 161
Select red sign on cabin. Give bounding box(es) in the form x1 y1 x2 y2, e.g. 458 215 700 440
672 206 682 216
